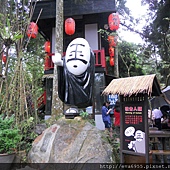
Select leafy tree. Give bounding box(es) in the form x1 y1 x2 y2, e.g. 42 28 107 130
113 0 170 85
140 0 170 84
118 41 144 77
0 1 44 124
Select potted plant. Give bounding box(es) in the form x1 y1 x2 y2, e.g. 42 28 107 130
0 115 21 164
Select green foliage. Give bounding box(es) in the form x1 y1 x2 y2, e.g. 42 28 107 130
0 115 21 154
79 111 89 118
18 117 38 154
98 29 118 42
118 41 144 77
115 0 169 84
0 16 23 47
141 0 170 83
0 16 44 121
79 111 95 126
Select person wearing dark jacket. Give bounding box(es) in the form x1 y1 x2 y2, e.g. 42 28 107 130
102 101 112 137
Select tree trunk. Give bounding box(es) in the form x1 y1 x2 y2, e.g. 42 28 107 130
114 46 119 78
0 0 7 82
52 0 63 116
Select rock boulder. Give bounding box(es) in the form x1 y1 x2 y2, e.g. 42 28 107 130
28 117 114 164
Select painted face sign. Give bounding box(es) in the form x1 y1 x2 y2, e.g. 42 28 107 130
65 38 91 75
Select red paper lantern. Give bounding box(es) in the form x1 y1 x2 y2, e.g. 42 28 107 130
27 22 38 38
108 13 120 31
65 18 75 35
110 57 114 66
109 47 115 57
108 35 118 47
2 55 6 63
44 41 50 53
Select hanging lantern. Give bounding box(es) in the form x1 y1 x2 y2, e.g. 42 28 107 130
27 22 38 38
2 55 6 63
108 13 120 31
108 35 118 47
65 18 75 35
44 41 50 53
110 57 114 66
109 47 115 57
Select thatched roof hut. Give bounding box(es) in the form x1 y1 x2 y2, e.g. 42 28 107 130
102 74 162 97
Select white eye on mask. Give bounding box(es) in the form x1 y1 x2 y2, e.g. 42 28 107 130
65 38 91 75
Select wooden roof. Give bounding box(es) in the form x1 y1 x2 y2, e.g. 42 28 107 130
32 0 116 20
102 74 162 97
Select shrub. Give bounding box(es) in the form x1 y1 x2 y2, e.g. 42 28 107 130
0 115 21 154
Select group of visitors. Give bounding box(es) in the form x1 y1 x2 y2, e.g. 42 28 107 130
102 100 170 139
151 107 170 130
101 100 120 138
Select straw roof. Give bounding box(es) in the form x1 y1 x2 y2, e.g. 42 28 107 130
102 74 161 97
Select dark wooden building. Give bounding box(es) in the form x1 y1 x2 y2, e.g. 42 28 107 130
33 0 117 123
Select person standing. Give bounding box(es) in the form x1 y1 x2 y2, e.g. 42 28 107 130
108 102 114 129
114 101 120 138
102 101 112 137
152 108 163 130
161 114 169 129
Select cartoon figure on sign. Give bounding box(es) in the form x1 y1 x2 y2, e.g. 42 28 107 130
125 127 145 154
52 38 95 108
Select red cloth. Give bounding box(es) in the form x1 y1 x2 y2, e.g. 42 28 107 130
114 109 120 127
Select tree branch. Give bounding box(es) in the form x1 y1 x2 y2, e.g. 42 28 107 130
120 22 149 39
